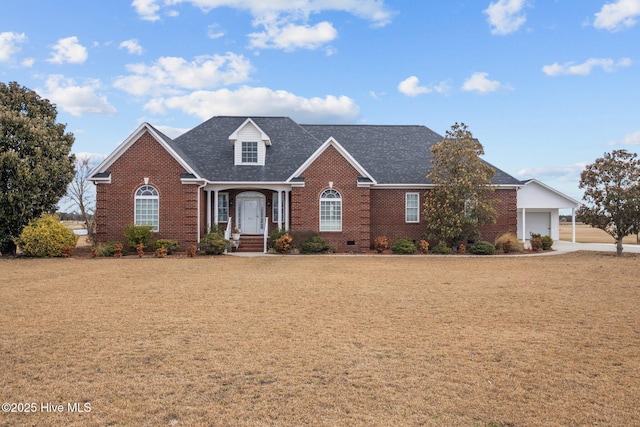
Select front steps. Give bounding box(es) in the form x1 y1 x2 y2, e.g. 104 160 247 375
234 235 266 253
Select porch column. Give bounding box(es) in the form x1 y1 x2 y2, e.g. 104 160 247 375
213 189 219 226
284 190 290 231
571 207 576 243
206 190 212 230
277 190 283 230
521 208 526 242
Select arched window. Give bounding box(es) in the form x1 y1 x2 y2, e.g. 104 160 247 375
135 185 159 231
320 188 342 231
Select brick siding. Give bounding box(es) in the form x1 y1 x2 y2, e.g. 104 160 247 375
95 131 199 250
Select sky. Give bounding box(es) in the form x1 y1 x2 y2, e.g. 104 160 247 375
1 0 639 203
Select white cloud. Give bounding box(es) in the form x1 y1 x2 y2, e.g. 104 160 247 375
542 57 632 76
249 21 337 51
516 162 588 181
144 85 359 123
40 75 117 116
132 0 393 51
154 125 190 139
0 31 27 62
48 36 88 64
484 0 528 35
607 130 640 146
207 24 226 39
461 72 507 93
113 53 253 96
397 76 449 97
594 0 640 31
119 39 143 55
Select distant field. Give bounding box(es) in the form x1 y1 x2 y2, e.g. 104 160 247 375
2 253 639 426
560 222 639 244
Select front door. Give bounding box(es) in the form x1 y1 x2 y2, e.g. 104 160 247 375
238 194 265 234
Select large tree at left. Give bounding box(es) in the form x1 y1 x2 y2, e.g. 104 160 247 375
0 82 75 255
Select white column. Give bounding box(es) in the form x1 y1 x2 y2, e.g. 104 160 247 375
522 207 526 242
206 190 212 231
213 189 219 226
284 190 290 231
571 207 576 243
277 190 283 230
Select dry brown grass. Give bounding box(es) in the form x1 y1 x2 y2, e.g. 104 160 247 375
560 222 640 244
2 253 640 426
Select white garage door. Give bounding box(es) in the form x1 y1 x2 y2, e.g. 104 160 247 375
525 212 551 237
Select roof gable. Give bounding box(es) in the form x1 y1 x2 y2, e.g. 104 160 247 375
288 137 376 185
228 118 271 145
90 123 198 180
518 179 581 209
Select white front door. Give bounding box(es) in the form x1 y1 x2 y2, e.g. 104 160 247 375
239 197 264 234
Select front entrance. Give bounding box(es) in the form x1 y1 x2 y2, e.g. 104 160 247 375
236 192 265 234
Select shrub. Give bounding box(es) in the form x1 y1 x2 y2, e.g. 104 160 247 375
124 224 154 249
274 234 293 253
136 242 145 257
541 235 554 251
96 241 124 257
418 239 430 254
199 232 228 255
374 236 389 253
391 238 416 254
155 239 180 255
530 233 543 251
16 214 78 257
431 241 453 254
495 232 524 253
269 227 288 249
289 230 315 250
301 236 330 254
458 243 466 254
187 245 197 258
469 240 495 255
156 246 167 258
114 243 123 258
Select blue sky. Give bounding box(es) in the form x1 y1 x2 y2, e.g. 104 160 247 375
1 0 639 202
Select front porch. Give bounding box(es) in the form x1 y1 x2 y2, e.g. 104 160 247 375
203 186 293 252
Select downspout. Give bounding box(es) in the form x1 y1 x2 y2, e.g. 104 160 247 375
197 181 207 243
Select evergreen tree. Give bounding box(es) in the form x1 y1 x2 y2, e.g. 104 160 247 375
0 82 75 255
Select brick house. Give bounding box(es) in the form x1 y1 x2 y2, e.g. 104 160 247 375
89 116 522 252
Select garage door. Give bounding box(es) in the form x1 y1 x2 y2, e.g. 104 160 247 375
525 212 551 238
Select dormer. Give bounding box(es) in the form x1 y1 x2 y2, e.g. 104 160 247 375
229 118 271 166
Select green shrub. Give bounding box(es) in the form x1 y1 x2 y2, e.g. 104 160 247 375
431 241 453 254
97 241 127 257
495 232 524 253
155 239 180 255
301 236 330 254
469 240 495 255
269 227 288 249
199 232 228 255
541 235 554 251
16 214 78 257
124 224 154 249
391 238 417 254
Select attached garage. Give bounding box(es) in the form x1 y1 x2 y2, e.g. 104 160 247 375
517 179 581 241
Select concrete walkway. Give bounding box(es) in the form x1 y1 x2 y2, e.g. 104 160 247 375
552 240 640 254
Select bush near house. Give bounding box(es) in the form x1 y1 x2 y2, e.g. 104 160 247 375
374 236 389 253
16 214 78 257
469 240 496 255
530 233 543 251
199 232 228 255
391 238 417 254
431 241 453 255
541 235 553 251
495 232 524 253
124 224 154 249
269 227 288 249
274 235 293 254
155 239 180 255
301 236 330 254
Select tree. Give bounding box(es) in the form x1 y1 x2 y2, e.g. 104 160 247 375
423 122 497 248
577 149 640 257
64 156 96 245
0 82 75 255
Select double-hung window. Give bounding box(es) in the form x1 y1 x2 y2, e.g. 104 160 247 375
241 141 258 163
405 192 419 223
135 185 159 231
218 193 229 222
320 189 342 231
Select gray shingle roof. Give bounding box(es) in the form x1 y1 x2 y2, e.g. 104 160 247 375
167 116 520 186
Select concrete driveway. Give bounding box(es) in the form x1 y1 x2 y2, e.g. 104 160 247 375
553 240 640 254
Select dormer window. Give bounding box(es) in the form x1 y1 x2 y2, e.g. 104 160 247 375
229 118 271 166
242 141 258 163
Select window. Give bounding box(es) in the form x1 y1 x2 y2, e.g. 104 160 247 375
320 189 342 231
272 192 281 223
218 193 229 222
135 185 159 231
241 141 258 163
406 193 419 223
